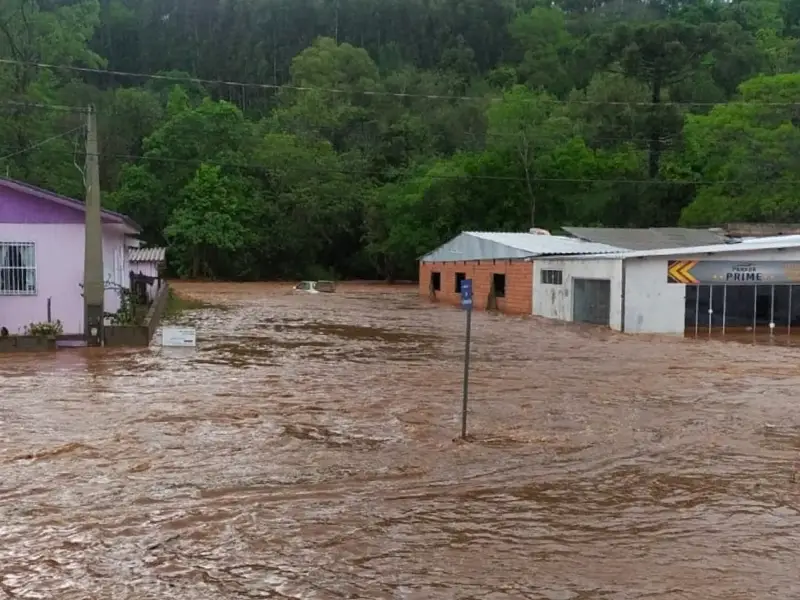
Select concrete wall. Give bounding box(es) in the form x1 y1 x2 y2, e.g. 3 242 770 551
104 282 170 347
419 260 533 315
0 223 131 335
621 248 800 335
623 257 686 334
0 335 57 353
533 258 625 329
533 248 800 335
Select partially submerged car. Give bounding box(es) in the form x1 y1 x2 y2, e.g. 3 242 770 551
293 280 336 294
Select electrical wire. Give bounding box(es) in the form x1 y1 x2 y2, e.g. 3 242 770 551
0 97 680 145
0 99 86 112
0 126 85 161
4 57 800 108
10 145 797 187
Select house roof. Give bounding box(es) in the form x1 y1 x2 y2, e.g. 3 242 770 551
129 247 166 263
562 236 800 261
0 178 141 233
420 231 624 263
739 234 800 244
562 226 727 250
723 223 800 237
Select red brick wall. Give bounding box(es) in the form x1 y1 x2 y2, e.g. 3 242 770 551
418 260 533 315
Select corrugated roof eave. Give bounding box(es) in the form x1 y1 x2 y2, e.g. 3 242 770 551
544 238 800 260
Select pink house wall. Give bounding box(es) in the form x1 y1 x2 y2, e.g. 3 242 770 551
0 181 139 335
0 223 130 334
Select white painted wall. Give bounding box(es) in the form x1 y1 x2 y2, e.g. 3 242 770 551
130 261 161 300
623 257 685 335
533 247 800 336
533 258 624 329
620 247 800 334
131 261 159 280
102 227 131 315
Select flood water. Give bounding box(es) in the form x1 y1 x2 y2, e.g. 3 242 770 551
3 281 800 599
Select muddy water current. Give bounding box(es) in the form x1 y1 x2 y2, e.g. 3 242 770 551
3 282 800 599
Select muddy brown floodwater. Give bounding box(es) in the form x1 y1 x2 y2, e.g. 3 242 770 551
3 282 800 599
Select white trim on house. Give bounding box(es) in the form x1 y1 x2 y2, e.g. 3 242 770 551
566 237 800 261
0 241 37 296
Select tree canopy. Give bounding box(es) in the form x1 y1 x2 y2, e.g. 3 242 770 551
1 0 799 280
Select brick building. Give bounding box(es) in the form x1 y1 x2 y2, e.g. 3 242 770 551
418 231 621 316
419 259 534 314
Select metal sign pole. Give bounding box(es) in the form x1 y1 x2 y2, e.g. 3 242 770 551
770 284 776 337
722 285 727 336
460 279 473 440
708 285 713 337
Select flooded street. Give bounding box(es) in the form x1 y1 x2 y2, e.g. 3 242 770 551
3 282 800 599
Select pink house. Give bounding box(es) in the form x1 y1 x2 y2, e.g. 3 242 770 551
0 178 141 335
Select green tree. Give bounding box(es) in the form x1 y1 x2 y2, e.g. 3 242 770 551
164 164 250 278
680 73 800 224
593 21 719 178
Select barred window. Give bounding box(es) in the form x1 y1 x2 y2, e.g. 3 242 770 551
0 242 37 295
540 269 563 285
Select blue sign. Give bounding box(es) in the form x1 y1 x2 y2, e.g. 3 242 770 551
460 278 473 309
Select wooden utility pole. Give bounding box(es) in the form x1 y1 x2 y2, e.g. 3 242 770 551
83 105 104 346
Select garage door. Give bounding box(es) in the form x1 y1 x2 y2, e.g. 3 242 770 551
573 278 611 326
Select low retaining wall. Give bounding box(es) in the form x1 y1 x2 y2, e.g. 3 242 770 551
0 335 57 353
104 283 170 348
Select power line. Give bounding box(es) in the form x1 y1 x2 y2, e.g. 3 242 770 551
0 99 86 113
19 146 800 187
96 151 800 186
0 126 84 161
0 97 677 145
5 57 800 108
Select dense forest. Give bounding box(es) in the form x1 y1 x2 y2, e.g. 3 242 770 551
1 0 800 280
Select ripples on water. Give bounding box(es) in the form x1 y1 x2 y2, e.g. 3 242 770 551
2 282 800 599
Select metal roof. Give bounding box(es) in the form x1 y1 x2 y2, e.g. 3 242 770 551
560 236 800 260
739 234 800 244
562 226 727 250
129 247 166 263
420 231 624 263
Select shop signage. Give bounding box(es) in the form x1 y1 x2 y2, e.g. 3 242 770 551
667 260 800 285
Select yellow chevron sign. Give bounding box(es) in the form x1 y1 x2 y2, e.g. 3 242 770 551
667 260 699 284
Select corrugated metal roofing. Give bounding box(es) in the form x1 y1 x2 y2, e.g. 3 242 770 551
562 226 727 250
129 247 166 263
420 231 624 263
562 236 800 260
740 234 800 244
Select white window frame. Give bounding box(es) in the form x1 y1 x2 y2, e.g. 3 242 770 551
0 241 37 296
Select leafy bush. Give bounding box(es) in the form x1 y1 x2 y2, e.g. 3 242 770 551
24 320 63 337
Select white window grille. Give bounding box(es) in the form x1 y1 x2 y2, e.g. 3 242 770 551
0 242 37 296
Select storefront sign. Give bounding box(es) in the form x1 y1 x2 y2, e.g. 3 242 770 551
667 260 800 285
